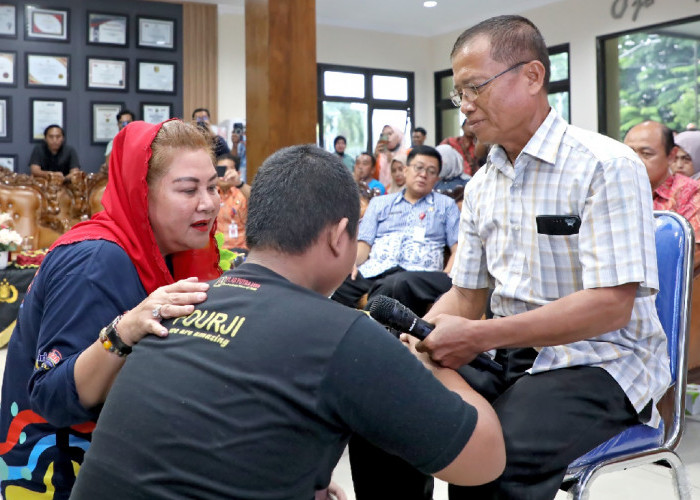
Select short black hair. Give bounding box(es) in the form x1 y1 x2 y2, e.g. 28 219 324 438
216 153 241 171
246 145 360 254
413 127 427 136
117 109 134 122
358 151 376 167
334 135 347 146
451 15 551 90
407 145 442 173
192 108 210 119
43 124 63 137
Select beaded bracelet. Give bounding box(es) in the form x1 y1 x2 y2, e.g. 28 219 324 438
99 315 132 357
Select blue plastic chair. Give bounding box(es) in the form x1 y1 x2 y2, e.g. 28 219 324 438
564 211 694 499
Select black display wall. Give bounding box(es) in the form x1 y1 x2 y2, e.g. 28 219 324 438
0 0 183 173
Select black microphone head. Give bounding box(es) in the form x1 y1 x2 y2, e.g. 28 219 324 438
368 295 398 325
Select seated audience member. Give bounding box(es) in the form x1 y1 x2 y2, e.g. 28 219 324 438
387 153 407 194
356 16 671 500
435 144 471 195
624 121 700 247
354 152 386 195
440 118 478 175
412 127 428 147
672 130 700 181
216 153 250 251
70 144 505 500
334 135 355 172
332 145 458 316
103 109 134 169
374 124 405 186
193 107 230 157
29 125 80 179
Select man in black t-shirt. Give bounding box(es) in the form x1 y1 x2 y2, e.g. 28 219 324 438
71 145 505 500
29 124 80 179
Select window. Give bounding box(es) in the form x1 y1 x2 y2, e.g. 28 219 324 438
599 16 700 140
433 44 571 143
318 64 414 160
548 44 571 123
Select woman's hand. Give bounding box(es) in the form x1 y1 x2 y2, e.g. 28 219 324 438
116 277 209 346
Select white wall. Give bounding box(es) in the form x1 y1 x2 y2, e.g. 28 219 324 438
219 2 700 139
433 1 700 131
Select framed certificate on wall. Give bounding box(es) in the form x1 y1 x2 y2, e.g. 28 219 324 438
91 102 123 144
0 51 16 86
137 60 175 94
137 16 174 49
141 103 171 124
30 98 65 142
0 155 17 171
25 6 69 42
87 57 127 91
87 12 128 46
27 53 70 89
0 4 17 38
0 96 10 142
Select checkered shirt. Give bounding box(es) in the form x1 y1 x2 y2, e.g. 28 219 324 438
358 190 460 278
452 109 671 427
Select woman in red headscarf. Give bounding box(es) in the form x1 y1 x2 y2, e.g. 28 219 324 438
0 119 221 499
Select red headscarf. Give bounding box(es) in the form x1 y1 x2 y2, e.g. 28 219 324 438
49 120 221 294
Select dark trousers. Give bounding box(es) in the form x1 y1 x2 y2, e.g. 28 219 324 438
331 267 452 316
350 348 641 500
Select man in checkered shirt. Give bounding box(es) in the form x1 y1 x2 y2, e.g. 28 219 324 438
406 15 671 500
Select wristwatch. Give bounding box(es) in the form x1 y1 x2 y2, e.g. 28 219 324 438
99 315 132 357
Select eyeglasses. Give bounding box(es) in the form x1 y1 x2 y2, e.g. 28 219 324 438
409 163 439 177
449 61 529 106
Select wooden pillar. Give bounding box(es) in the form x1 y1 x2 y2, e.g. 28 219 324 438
244 0 317 181
182 3 219 121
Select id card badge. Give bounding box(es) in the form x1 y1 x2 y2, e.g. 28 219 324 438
412 226 426 241
229 223 238 239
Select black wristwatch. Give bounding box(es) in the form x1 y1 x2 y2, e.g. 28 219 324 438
99 315 132 357
235 180 245 189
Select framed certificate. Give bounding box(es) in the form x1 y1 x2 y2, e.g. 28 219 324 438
25 6 69 42
30 98 65 142
0 4 17 38
141 102 171 124
0 51 15 86
27 53 70 89
137 16 174 50
0 96 10 142
87 57 127 91
0 154 17 171
91 102 123 144
137 60 175 94
87 12 127 46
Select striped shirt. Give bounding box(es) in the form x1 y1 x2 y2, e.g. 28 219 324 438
452 109 671 426
359 190 460 278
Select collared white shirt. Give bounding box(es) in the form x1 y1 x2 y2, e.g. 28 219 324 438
359 190 460 278
452 109 671 426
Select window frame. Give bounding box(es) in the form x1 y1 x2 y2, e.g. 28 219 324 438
317 63 415 153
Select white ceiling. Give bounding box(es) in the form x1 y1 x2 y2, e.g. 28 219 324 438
209 0 565 37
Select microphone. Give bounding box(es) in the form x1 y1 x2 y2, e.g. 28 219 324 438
368 295 503 374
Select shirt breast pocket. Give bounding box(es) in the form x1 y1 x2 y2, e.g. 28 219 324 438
535 233 581 300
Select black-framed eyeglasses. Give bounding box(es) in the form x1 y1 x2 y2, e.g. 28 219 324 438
449 61 529 106
409 163 439 177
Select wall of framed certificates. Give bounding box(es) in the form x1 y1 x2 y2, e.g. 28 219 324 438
0 0 183 174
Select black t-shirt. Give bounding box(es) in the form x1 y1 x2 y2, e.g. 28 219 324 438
72 264 477 500
28 142 80 175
